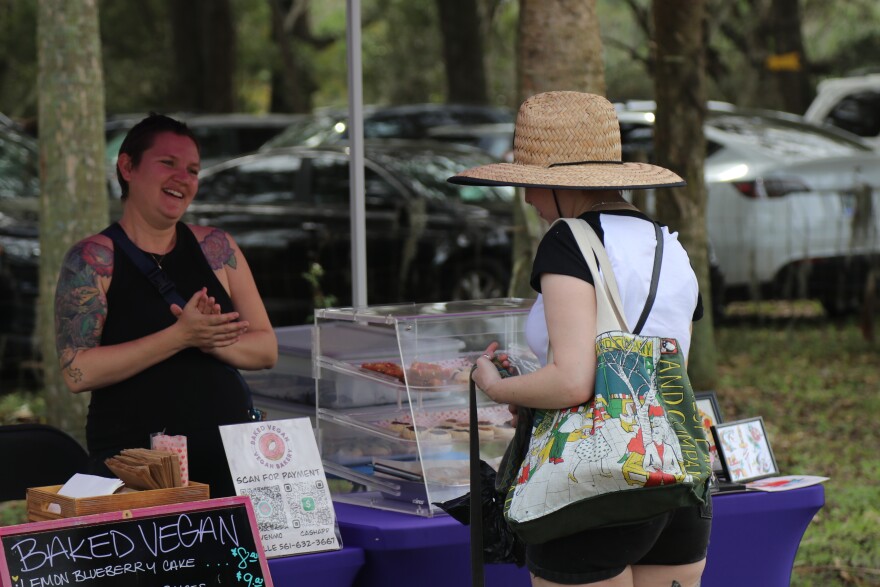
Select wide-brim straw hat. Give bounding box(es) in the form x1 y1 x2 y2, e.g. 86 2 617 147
448 91 685 190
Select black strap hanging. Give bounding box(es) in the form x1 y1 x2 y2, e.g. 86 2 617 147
100 222 264 421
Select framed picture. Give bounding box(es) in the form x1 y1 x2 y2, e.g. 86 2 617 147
695 391 723 427
712 417 779 483
695 391 724 474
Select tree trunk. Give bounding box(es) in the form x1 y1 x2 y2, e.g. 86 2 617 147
269 0 313 113
652 0 718 390
768 0 812 114
168 0 236 112
510 0 606 298
435 0 488 104
518 0 605 100
37 0 107 442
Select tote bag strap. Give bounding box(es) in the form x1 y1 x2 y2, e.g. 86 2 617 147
557 218 629 333
572 219 664 335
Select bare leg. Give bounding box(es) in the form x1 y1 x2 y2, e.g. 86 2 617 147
531 566 634 587
631 560 706 587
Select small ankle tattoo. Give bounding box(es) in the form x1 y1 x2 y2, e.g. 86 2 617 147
671 582 681 587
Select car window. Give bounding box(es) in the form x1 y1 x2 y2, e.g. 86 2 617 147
825 91 880 138
263 117 346 149
0 133 39 200
707 112 870 157
192 126 290 162
620 117 831 163
198 154 302 204
364 117 413 139
383 151 515 205
309 154 400 206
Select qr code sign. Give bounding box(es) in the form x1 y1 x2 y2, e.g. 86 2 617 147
284 481 333 528
242 485 288 531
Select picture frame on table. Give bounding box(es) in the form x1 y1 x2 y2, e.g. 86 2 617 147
712 417 780 483
695 391 724 476
695 391 723 427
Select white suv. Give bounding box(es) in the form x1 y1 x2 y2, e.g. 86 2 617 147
804 74 880 151
615 102 880 315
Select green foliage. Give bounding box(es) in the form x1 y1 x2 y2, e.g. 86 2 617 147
4 0 880 120
716 318 880 586
301 262 338 322
99 0 173 115
0 500 27 527
0 0 38 119
0 390 45 425
231 0 273 112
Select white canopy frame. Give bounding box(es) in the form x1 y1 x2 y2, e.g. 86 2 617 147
346 0 367 307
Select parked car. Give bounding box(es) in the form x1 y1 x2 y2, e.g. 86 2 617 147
427 123 515 161
261 104 515 150
804 73 880 150
105 112 308 173
427 102 880 313
615 102 880 313
0 125 40 376
193 140 516 326
0 135 516 381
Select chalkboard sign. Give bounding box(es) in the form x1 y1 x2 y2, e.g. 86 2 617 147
0 496 273 587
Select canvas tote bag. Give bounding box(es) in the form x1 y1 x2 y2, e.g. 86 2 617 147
503 218 711 545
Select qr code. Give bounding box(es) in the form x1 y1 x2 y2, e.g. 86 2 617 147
242 486 288 531
283 481 333 528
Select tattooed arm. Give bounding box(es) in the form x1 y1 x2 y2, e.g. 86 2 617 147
193 226 277 370
55 235 250 393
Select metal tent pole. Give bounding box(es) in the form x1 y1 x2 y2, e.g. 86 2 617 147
346 0 367 307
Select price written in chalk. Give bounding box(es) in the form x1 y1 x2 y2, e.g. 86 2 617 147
1 500 270 587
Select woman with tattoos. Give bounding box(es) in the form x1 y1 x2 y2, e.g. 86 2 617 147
54 114 278 497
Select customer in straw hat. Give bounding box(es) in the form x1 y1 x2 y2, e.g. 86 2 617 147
453 92 709 587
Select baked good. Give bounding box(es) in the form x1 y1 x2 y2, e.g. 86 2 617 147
425 428 453 443
493 424 516 442
450 368 471 385
386 420 410 434
406 361 452 387
361 361 405 382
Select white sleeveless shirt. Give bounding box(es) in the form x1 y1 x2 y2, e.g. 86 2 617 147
525 213 699 366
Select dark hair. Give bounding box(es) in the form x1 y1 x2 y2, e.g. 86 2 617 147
116 113 200 200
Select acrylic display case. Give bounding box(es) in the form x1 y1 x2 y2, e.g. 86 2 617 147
314 298 538 516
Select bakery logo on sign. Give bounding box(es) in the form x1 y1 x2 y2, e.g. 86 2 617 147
250 424 294 469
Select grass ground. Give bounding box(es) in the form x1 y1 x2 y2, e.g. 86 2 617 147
715 303 880 586
1 304 878 584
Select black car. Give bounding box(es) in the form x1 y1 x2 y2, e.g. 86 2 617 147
262 104 515 150
0 125 40 377
193 139 516 326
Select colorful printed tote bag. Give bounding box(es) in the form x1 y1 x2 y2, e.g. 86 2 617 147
503 219 712 545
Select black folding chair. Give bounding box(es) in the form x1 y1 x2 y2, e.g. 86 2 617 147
0 423 89 501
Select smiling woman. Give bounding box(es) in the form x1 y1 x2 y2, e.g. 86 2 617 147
53 113 278 497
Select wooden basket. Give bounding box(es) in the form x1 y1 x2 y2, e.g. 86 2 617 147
26 482 211 522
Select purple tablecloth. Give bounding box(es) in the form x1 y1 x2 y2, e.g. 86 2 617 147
330 484 825 587
333 501 530 586
267 545 365 586
702 484 825 586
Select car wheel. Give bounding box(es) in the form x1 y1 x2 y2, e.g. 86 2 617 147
814 259 865 318
448 263 507 301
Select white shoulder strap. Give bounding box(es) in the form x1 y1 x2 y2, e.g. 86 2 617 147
557 218 630 334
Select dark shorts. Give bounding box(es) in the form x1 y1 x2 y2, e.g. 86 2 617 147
526 499 713 585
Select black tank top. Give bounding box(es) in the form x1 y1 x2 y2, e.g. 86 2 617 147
86 222 249 496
